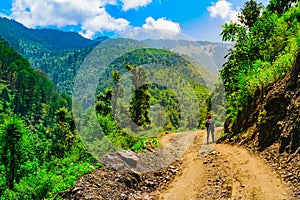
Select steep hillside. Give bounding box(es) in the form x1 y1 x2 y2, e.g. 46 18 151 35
220 1 299 139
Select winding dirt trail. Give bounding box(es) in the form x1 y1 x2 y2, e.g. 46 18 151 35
159 130 291 200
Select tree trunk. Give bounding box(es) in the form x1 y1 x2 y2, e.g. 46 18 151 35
8 149 15 190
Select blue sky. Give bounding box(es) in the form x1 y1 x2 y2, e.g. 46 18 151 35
0 0 269 42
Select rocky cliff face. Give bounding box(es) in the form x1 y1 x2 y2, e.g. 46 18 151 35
224 52 300 153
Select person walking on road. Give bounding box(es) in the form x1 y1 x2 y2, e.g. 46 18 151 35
205 114 215 144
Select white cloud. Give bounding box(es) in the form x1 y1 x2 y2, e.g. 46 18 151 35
121 17 182 40
80 8 129 38
207 0 239 23
121 0 152 11
10 0 129 38
143 17 180 33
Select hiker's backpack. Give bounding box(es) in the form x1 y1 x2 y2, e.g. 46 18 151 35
205 119 210 127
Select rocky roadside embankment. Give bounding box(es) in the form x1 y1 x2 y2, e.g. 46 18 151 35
61 162 181 199
61 131 196 199
223 53 300 199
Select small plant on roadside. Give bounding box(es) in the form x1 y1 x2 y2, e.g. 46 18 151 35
242 132 249 138
219 131 229 141
230 135 239 142
257 108 267 125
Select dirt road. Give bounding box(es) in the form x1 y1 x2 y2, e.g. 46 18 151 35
159 130 291 200
62 130 294 199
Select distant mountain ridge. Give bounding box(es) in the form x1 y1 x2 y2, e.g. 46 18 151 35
0 17 107 51
141 39 233 74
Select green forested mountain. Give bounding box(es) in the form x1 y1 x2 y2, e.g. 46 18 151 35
0 17 228 95
0 17 107 94
97 48 206 92
220 0 299 151
95 47 210 131
0 38 97 199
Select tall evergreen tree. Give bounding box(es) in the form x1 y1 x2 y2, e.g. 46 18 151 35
0 115 28 190
0 87 10 111
126 65 151 127
238 0 264 28
51 107 77 158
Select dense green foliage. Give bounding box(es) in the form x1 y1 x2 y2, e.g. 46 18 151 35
0 38 97 199
220 0 300 132
267 0 297 15
92 48 211 150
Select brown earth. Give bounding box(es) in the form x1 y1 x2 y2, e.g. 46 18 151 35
61 130 296 199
